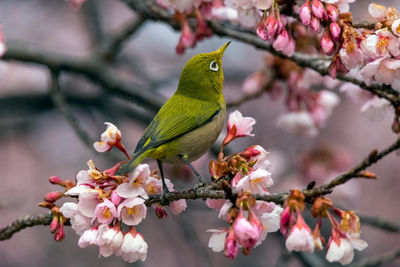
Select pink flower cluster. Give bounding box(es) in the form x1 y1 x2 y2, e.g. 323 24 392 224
275 69 340 136
208 131 283 259
281 192 367 265
299 0 341 55
38 123 187 263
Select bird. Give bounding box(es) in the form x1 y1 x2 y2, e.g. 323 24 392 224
116 42 230 200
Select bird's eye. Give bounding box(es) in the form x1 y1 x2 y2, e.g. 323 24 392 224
209 61 219 72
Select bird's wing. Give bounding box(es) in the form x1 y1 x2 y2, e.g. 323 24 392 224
135 95 222 153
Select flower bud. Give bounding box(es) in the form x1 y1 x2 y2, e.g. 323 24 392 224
44 191 64 203
272 29 290 51
329 22 341 41
310 16 320 32
265 13 278 40
111 190 123 206
256 19 267 41
224 228 238 260
326 4 339 21
155 206 168 219
49 216 59 234
54 223 65 242
311 0 324 19
38 201 54 209
49 176 65 186
299 1 312 25
320 31 335 55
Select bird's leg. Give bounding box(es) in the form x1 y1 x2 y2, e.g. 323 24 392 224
157 160 170 205
179 155 206 189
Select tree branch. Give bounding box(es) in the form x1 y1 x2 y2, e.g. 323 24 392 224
350 247 400 267
359 214 400 233
0 214 52 241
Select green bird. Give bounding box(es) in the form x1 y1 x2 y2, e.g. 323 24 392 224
117 42 230 198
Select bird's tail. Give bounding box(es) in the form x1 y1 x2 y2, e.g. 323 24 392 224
115 149 152 175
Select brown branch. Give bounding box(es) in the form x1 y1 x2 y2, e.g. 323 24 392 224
227 89 265 108
0 214 52 241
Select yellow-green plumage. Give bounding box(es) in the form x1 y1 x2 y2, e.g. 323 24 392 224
116 42 230 175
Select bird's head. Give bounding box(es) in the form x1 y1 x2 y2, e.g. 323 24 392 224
177 42 230 101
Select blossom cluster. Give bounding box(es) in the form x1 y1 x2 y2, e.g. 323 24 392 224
281 190 367 265
40 123 186 263
206 111 283 259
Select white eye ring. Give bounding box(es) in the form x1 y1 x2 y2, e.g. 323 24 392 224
209 61 219 72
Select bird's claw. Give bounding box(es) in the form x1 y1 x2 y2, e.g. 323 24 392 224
160 189 170 206
194 182 206 191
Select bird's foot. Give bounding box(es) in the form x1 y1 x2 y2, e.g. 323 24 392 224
160 188 170 206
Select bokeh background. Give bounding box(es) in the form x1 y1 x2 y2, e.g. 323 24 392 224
1 0 399 266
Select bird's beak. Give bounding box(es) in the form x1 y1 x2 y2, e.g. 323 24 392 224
216 41 231 58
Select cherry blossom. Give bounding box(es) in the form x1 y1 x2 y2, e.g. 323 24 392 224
117 197 147 226
285 215 315 252
116 164 150 199
117 230 148 263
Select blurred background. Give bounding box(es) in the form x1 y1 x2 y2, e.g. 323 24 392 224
1 0 399 266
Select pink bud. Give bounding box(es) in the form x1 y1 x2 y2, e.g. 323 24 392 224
256 19 267 41
326 4 339 21
311 0 324 19
233 209 262 250
54 223 65 242
155 206 168 219
320 31 335 55
44 191 64 203
272 29 290 51
310 16 320 32
224 228 239 260
111 190 122 205
49 216 59 234
49 176 65 186
282 37 295 56
329 22 341 41
280 206 291 235
265 13 278 40
299 1 312 25
195 9 213 41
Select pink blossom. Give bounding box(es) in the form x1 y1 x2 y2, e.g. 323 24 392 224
299 2 312 25
94 122 122 153
118 197 147 226
211 7 238 21
326 237 355 265
280 206 291 235
255 204 283 245
223 110 256 145
242 145 271 170
93 199 118 225
272 29 290 52
78 190 101 217
322 0 355 13
318 90 340 112
98 226 124 257
78 228 99 248
276 111 318 136
0 26 6 58
368 3 387 20
236 168 273 193
282 37 295 56
169 199 187 215
176 16 195 55
118 231 148 263
256 18 267 41
361 97 391 121
392 19 400 37
144 176 163 195
320 31 335 55
224 228 239 259
60 202 91 235
311 0 324 19
360 57 400 90
218 200 233 221
340 83 372 103
207 229 227 252
285 215 315 252
237 8 259 28
233 209 263 249
206 198 227 210
254 0 273 10
68 0 87 10
361 29 400 59
116 164 150 199
339 45 363 70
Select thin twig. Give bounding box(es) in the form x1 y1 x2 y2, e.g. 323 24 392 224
227 89 265 108
83 0 105 44
49 70 94 150
359 214 400 233
350 247 400 267
97 16 146 61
